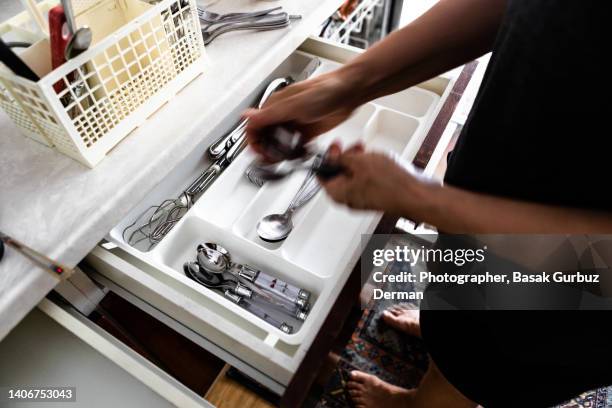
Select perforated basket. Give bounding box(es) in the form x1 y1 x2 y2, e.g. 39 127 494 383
0 0 206 167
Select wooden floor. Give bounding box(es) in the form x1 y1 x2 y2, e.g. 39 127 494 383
205 365 275 408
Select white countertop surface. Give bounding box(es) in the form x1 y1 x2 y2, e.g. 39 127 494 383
0 0 342 340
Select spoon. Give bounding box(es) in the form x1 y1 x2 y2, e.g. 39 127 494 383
194 250 308 319
64 26 92 60
251 126 345 182
256 168 320 242
248 151 344 183
196 243 311 308
184 261 253 297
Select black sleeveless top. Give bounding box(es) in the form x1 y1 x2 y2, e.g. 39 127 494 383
422 2 612 407
445 0 612 211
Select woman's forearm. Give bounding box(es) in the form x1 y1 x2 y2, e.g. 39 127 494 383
413 183 612 233
338 0 506 106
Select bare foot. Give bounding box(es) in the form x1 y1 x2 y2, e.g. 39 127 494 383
347 371 415 408
381 305 421 338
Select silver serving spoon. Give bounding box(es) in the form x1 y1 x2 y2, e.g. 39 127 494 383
256 168 320 242
248 151 344 183
64 26 92 60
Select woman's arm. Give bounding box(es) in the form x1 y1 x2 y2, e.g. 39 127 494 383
321 148 612 233
245 0 507 149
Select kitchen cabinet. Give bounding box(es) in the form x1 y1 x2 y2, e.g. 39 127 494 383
0 3 470 404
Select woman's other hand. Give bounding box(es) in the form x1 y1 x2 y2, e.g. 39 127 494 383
320 143 437 216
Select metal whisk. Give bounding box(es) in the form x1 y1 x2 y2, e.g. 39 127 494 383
122 136 247 251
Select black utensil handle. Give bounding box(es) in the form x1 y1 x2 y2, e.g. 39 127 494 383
315 161 345 181
0 39 39 81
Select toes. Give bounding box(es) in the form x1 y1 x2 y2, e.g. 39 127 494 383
385 306 402 315
351 371 378 387
382 310 401 324
347 380 363 390
348 389 362 397
350 370 373 383
353 399 366 408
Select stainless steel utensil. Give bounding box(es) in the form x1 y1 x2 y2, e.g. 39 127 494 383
196 242 311 311
256 167 321 242
222 290 294 334
0 232 70 277
249 125 345 182
198 6 282 26
208 77 290 159
123 133 248 250
248 148 344 183
60 0 77 34
64 26 92 60
201 13 301 46
185 260 298 332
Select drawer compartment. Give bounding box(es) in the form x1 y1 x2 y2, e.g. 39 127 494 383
88 38 455 387
0 299 210 408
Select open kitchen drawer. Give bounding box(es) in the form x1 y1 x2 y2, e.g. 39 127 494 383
84 37 456 394
0 298 211 407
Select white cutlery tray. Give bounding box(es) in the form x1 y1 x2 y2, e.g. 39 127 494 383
0 0 206 167
106 50 440 344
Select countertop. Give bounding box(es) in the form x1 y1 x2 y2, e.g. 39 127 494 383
0 0 343 340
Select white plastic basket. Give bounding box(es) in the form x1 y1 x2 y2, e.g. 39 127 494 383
0 0 206 167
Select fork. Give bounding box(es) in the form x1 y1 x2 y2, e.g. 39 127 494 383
197 6 281 24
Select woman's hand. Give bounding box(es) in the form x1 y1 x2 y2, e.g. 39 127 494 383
320 143 437 216
243 71 360 159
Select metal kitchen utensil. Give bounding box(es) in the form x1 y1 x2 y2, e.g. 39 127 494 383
64 26 92 60
0 232 70 277
248 147 344 183
123 135 248 250
198 6 282 26
61 0 77 34
202 20 288 46
222 290 294 334
208 77 290 159
195 250 308 320
201 13 300 46
197 242 311 310
185 260 299 330
184 261 253 297
0 39 39 81
256 167 321 242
